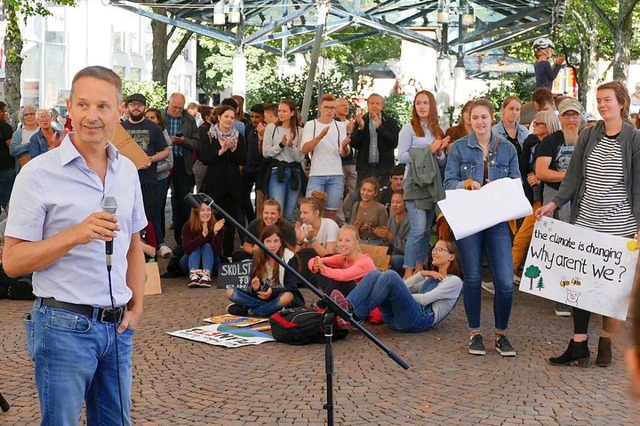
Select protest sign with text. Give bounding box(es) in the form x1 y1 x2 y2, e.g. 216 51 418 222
167 324 275 348
217 261 252 290
519 217 638 320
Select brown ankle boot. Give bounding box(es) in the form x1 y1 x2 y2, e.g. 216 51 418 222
595 337 612 367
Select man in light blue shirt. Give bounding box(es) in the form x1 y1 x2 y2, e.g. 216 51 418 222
3 66 147 425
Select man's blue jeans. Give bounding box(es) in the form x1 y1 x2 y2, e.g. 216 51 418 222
455 222 513 331
30 301 133 426
403 201 434 269
228 288 287 317
179 243 219 275
346 270 435 333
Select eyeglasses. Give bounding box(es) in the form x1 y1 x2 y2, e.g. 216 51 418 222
23 113 35 117
37 116 51 121
432 246 452 253
531 120 546 127
562 112 581 119
128 101 145 108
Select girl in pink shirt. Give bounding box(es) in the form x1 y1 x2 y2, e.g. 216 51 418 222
309 225 375 296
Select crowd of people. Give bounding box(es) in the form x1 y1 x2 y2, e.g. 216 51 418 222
1 63 640 425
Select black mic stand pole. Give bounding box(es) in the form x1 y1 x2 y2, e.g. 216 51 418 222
185 193 409 425
0 390 9 412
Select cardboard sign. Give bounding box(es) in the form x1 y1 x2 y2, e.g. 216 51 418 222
217 261 252 290
519 217 638 320
111 123 152 170
203 314 268 327
167 324 275 348
144 262 162 295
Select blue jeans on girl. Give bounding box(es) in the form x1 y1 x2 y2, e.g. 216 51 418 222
403 201 435 269
179 243 219 275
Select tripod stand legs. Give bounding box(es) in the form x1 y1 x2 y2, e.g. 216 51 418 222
0 391 10 412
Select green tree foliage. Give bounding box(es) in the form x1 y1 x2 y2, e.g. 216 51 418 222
323 31 401 91
384 95 412 124
2 0 76 127
536 277 545 291
196 36 278 102
122 80 168 110
524 265 542 291
478 73 536 120
246 69 352 119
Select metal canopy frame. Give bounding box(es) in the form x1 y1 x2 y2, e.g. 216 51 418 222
110 0 563 56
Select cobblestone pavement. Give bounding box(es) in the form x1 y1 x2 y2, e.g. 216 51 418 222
1 274 639 425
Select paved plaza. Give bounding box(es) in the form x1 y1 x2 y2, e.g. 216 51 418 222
1 271 639 425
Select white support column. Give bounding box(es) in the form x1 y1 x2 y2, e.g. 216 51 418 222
232 47 247 98
436 55 452 129
453 55 466 108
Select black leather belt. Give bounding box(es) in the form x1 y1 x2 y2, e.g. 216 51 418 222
40 298 125 323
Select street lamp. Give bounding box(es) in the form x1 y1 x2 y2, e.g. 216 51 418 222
212 0 244 25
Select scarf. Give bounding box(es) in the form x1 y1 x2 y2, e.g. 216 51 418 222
210 123 239 152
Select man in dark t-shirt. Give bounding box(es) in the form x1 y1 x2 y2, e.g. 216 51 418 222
121 93 169 234
0 101 15 213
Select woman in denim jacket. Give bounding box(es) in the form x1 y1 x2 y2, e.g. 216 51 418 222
444 99 520 357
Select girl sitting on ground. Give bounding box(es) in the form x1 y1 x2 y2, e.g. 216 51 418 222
226 225 304 317
180 202 225 288
330 239 463 332
350 177 389 243
309 224 376 297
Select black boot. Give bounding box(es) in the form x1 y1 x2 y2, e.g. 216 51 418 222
595 337 612 367
549 339 591 367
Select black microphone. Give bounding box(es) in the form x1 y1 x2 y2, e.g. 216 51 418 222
102 196 118 267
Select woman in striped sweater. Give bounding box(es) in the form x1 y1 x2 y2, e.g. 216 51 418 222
536 81 640 368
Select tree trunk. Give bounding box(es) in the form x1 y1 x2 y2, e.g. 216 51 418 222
612 10 633 83
576 11 598 109
3 2 23 129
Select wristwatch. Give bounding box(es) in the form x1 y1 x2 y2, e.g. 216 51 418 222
279 142 285 148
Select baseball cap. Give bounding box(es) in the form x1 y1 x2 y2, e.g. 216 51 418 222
125 93 147 105
558 98 584 115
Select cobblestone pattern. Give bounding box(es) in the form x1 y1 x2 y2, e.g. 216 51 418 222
1 275 639 425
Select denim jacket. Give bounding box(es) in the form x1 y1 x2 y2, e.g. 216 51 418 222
444 131 520 190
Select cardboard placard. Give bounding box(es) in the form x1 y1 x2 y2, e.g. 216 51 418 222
217 261 252 290
144 262 162 295
111 123 152 170
519 217 638 320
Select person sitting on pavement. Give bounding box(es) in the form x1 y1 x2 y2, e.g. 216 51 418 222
330 239 462 332
309 225 376 298
373 191 409 276
350 177 389 244
233 198 297 262
226 225 304 317
180 201 225 288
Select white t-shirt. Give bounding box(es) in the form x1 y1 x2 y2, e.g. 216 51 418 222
301 119 346 176
305 217 340 247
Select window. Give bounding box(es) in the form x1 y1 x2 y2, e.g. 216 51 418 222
182 46 190 61
130 32 140 55
130 68 141 81
112 27 125 53
113 66 125 78
184 76 192 99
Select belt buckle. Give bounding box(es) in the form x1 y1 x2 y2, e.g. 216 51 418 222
100 307 123 323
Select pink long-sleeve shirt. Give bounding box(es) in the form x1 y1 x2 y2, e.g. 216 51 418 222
309 253 376 283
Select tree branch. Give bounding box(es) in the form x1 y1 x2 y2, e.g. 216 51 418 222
585 0 615 32
620 0 640 24
167 30 194 68
167 26 177 41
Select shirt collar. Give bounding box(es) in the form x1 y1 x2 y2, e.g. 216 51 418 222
59 132 119 169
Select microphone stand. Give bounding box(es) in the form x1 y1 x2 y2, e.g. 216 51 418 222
185 193 409 425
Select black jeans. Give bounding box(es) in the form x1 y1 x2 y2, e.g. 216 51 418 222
169 159 195 248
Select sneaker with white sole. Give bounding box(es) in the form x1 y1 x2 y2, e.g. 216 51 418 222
226 303 249 316
198 271 212 288
513 273 521 285
468 334 486 355
495 335 517 357
555 302 572 317
188 270 202 288
158 244 173 259
329 289 352 329
481 281 495 294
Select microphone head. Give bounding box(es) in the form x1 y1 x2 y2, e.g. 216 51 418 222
102 196 118 215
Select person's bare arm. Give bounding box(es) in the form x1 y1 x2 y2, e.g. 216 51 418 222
2 212 119 277
119 232 145 332
535 157 565 183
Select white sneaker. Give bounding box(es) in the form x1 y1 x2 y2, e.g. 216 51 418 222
198 271 212 288
513 273 521 285
158 244 173 259
188 270 202 288
481 281 495 294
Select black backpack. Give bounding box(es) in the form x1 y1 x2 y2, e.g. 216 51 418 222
269 306 348 345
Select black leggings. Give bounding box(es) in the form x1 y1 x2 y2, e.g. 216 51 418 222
572 307 617 334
